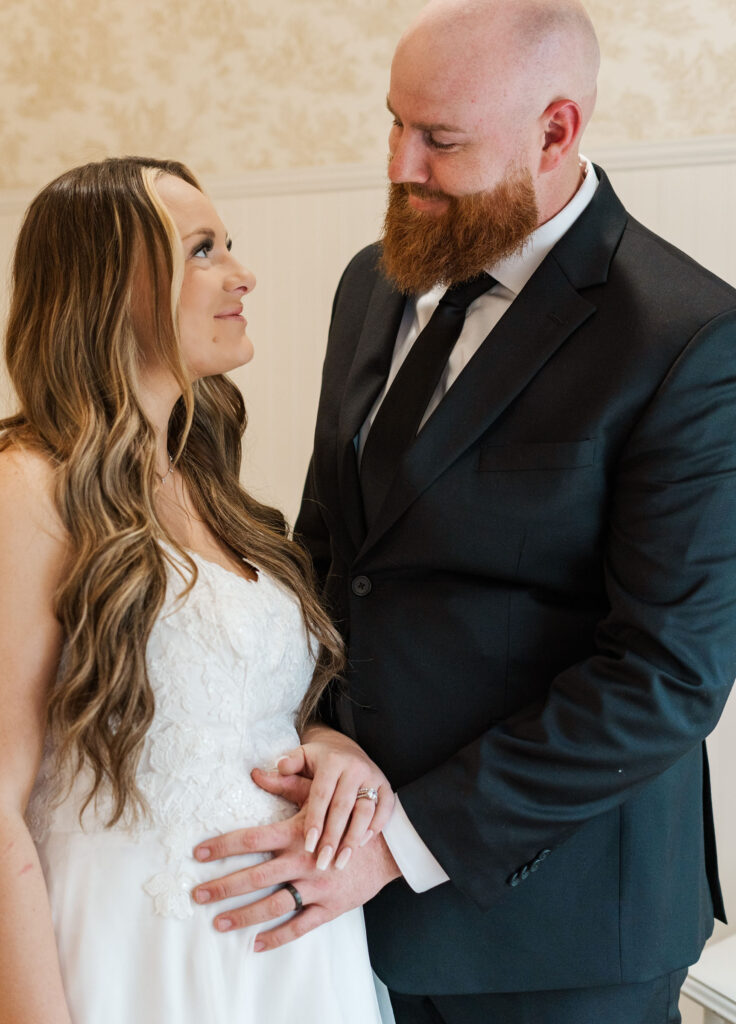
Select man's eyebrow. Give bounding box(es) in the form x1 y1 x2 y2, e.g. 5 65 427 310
386 96 467 134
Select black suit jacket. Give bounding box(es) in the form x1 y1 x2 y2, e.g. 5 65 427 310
295 170 736 994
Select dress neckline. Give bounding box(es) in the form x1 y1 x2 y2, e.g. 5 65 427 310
187 549 259 585
161 541 259 586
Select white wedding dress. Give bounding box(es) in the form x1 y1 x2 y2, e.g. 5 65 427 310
27 549 386 1023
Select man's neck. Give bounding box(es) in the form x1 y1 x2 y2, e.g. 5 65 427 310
535 155 588 227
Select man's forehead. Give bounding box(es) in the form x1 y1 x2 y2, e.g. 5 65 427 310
386 67 497 136
389 33 512 120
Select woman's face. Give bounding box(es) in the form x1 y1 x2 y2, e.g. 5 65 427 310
155 173 256 380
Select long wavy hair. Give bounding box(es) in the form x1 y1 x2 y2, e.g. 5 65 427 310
0 157 342 825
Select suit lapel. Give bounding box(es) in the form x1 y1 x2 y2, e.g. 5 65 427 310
357 259 597 554
327 169 629 561
335 274 407 551
355 170 628 558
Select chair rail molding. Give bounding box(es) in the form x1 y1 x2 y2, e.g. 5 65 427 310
0 135 735 213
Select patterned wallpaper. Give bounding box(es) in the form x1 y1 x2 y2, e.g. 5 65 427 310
589 0 736 144
0 0 734 190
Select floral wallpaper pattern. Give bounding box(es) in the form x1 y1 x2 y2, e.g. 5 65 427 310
589 0 736 144
0 0 734 190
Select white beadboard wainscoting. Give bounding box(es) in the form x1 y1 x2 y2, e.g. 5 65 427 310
2 138 735 521
1 138 735 1022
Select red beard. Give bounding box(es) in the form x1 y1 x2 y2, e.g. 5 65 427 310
380 170 539 294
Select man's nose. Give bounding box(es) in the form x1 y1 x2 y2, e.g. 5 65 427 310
388 132 430 185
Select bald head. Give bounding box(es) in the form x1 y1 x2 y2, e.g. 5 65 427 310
387 0 600 222
398 0 599 132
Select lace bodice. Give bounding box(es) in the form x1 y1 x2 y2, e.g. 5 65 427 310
27 550 316 918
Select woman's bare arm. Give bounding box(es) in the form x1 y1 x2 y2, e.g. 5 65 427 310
0 448 72 1024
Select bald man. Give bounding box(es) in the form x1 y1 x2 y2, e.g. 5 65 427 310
196 2 736 1021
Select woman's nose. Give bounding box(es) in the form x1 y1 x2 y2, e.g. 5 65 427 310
226 259 256 294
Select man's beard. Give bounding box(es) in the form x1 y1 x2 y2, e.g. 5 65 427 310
379 168 539 294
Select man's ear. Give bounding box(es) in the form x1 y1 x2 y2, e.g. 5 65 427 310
538 99 583 173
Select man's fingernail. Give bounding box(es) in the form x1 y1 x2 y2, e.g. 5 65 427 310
305 828 320 853
254 940 265 952
194 889 211 904
335 847 352 870
215 917 232 932
316 845 334 870
195 847 211 861
359 830 374 848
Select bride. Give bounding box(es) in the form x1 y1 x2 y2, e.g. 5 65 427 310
0 157 394 1023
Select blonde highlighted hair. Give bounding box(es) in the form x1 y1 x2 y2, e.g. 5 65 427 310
1 157 342 825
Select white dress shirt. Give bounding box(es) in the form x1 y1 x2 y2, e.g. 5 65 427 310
373 158 600 891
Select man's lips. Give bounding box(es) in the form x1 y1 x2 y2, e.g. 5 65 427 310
405 185 451 213
407 192 449 213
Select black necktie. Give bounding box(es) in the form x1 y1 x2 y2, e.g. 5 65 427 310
360 273 496 525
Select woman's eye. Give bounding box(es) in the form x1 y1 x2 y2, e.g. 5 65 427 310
191 239 214 259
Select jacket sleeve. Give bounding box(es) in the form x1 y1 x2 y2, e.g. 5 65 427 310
294 457 333 592
398 309 736 910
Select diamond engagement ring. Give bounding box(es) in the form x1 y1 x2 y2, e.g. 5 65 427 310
356 786 379 803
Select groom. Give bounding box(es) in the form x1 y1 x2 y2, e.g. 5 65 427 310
194 0 736 1020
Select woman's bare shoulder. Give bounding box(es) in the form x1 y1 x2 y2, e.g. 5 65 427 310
0 444 66 547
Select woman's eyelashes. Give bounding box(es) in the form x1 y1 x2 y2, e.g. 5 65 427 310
191 238 214 259
190 236 232 260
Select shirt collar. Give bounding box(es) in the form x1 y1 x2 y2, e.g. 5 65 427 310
490 156 599 295
413 157 599 320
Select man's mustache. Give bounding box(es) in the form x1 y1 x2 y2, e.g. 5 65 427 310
404 182 453 203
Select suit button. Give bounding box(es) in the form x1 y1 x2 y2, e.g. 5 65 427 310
529 858 541 872
508 872 520 887
351 575 372 597
538 849 551 860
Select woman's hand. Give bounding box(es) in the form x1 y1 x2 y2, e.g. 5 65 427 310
253 724 394 872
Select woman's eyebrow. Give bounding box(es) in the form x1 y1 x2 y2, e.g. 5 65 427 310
182 227 216 241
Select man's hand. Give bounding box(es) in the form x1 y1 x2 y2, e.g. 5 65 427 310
191 772 402 951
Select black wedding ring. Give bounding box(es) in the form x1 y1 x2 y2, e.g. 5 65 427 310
283 882 303 912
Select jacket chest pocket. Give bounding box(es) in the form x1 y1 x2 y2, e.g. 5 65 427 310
477 438 597 521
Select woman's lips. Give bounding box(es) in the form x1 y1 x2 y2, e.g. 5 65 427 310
215 309 245 321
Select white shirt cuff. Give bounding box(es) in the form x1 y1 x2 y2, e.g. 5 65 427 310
382 795 450 892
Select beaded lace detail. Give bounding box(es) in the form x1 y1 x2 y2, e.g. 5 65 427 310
27 551 316 920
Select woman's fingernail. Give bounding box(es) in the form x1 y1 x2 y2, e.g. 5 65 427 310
335 847 352 870
359 830 374 848
215 917 232 932
195 847 211 861
254 941 265 952
276 754 290 766
194 889 211 904
304 828 320 853
316 845 334 871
